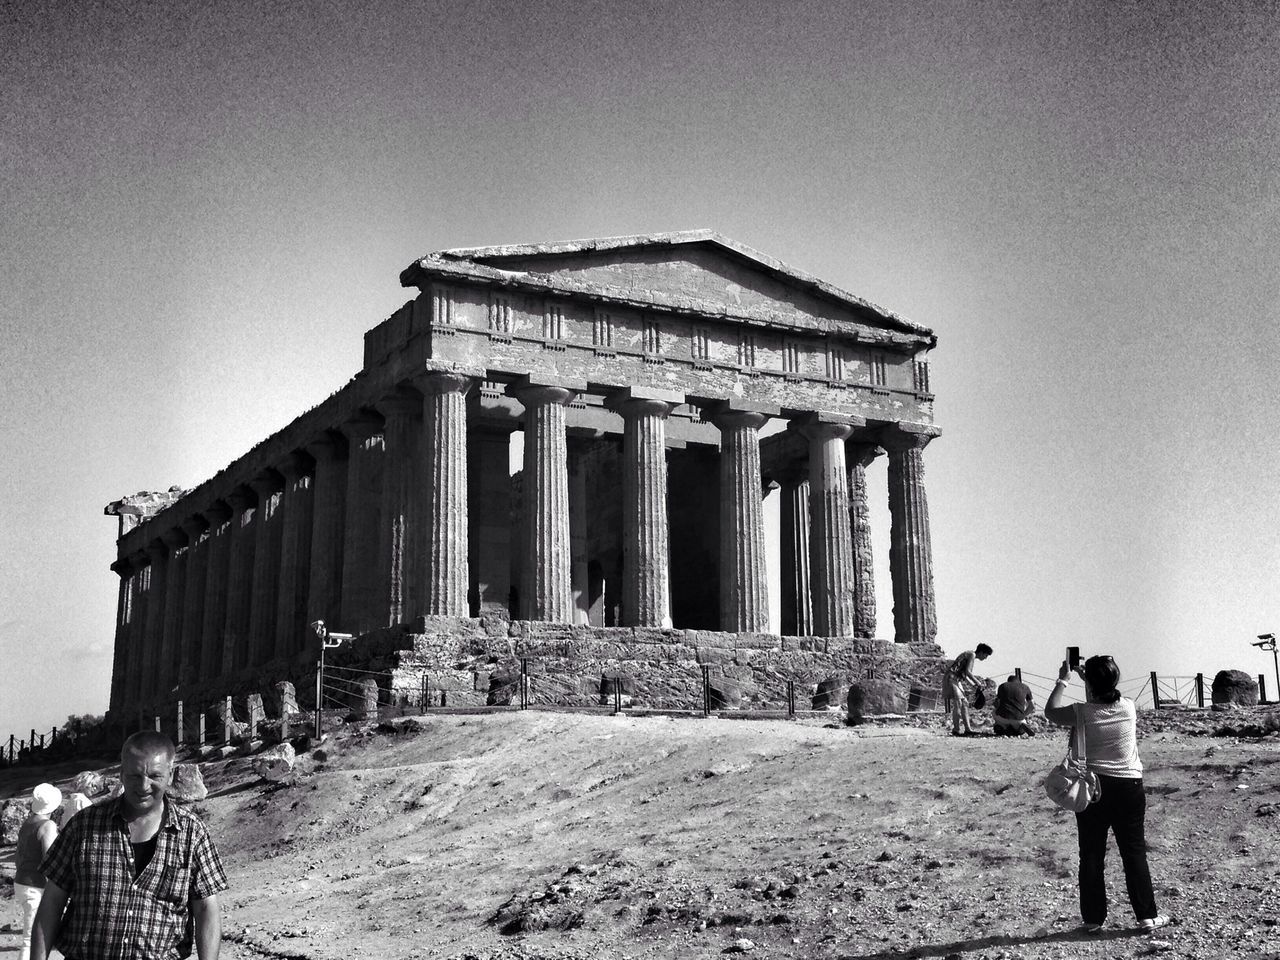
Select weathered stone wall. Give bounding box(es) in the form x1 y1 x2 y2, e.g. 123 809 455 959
387 617 947 712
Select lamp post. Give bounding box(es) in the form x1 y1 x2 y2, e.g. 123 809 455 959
1254 633 1279 703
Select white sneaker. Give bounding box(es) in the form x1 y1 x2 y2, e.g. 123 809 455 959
1138 915 1170 933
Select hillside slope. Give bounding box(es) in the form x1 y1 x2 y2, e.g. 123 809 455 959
4 710 1279 960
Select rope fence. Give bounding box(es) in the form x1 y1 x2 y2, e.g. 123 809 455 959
2 662 1275 769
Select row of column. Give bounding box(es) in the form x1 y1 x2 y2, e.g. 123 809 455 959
110 368 939 710
777 425 938 643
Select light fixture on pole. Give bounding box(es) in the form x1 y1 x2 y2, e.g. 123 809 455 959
1252 633 1278 702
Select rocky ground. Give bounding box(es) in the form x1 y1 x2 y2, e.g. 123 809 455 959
1 704 1278 960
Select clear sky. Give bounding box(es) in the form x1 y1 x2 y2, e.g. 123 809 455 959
2 0 1277 739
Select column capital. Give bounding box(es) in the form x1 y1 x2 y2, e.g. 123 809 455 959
373 386 423 420
508 374 586 409
794 412 863 444
338 411 385 441
304 430 348 461
204 501 232 526
708 399 777 432
606 385 683 418
180 516 209 539
160 526 189 549
275 451 314 481
110 556 136 577
880 422 941 451
225 486 256 512
412 361 483 397
846 441 884 469
248 470 285 496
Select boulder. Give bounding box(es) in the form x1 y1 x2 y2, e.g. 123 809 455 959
0 797 29 844
168 763 208 803
846 679 907 724
73 770 107 797
706 678 741 710
1212 670 1260 707
812 677 847 710
252 742 296 782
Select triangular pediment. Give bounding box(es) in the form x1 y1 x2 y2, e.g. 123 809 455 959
408 231 930 341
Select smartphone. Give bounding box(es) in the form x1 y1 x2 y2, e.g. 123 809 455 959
1067 646 1081 670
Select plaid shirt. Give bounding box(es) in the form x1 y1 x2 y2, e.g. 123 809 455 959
40 796 229 960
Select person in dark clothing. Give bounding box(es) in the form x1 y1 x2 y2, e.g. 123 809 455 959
993 675 1036 736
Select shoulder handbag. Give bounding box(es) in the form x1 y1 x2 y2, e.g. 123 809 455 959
1042 706 1102 812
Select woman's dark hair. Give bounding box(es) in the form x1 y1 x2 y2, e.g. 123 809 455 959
975 643 993 656
1083 655 1122 703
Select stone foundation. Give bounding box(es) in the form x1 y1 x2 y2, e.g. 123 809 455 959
386 616 947 712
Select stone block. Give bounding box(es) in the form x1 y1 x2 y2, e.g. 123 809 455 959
812 676 848 709
253 742 296 782
274 681 299 718
1212 670 1260 707
847 679 907 723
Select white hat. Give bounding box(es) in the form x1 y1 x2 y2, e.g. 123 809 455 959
31 783 62 816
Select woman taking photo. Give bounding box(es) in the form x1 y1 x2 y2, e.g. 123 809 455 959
1045 655 1169 934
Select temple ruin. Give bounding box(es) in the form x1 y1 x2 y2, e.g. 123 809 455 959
105 231 946 716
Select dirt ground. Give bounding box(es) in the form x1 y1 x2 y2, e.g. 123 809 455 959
1 706 1278 960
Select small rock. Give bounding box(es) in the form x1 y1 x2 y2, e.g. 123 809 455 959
167 763 208 803
252 742 296 782
727 938 755 953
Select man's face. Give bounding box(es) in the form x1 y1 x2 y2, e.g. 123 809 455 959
120 749 173 816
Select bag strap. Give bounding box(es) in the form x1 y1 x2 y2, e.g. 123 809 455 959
1070 703 1088 763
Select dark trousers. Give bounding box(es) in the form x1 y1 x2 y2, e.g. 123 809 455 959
1075 774 1158 923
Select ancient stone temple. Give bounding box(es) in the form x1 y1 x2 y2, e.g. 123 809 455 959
105 231 943 715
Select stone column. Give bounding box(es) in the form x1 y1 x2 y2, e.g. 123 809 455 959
305 433 347 629
158 527 188 692
339 413 385 634
884 425 940 645
222 488 256 675
199 502 233 681
125 551 151 705
712 403 775 633
375 390 421 627
467 427 513 618
510 378 582 622
275 452 315 658
569 447 590 625
178 517 210 686
247 472 284 665
142 540 169 702
799 414 864 638
108 557 134 713
611 387 682 628
848 441 882 640
415 371 475 617
778 471 813 636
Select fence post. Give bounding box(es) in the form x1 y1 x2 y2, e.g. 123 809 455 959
1014 667 1022 682
420 673 428 714
39 734 45 751
153 714 161 733
1195 673 1204 708
8 734 14 763
520 658 529 710
197 711 206 750
1260 675 1269 704
701 664 711 717
224 695 233 744
176 701 184 745
1150 672 1161 709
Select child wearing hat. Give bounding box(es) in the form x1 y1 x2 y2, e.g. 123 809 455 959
15 783 61 960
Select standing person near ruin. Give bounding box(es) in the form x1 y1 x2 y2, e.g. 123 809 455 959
14 783 61 960
1045 655 1169 934
30 731 229 960
945 643 992 736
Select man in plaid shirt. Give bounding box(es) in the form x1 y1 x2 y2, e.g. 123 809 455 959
31 731 228 960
